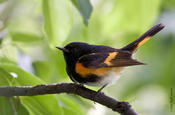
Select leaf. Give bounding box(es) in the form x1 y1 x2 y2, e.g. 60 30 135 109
0 43 18 63
32 61 51 81
102 0 162 34
0 68 13 86
21 96 63 115
163 0 175 8
58 95 84 115
0 63 63 115
0 68 29 115
32 49 68 83
71 0 93 25
42 0 73 46
0 97 15 115
0 68 13 115
62 107 79 115
0 0 5 3
11 33 42 43
0 69 14 115
0 58 16 65
12 97 30 115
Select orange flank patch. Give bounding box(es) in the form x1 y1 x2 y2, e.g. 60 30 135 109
136 36 151 49
104 52 118 66
75 63 110 78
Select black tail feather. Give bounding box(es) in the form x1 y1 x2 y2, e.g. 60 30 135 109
121 23 165 52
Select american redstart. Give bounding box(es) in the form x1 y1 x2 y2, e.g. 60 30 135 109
56 24 164 91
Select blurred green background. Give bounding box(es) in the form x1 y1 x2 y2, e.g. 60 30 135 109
0 0 175 115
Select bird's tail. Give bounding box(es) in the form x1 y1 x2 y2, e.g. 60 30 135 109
121 24 165 52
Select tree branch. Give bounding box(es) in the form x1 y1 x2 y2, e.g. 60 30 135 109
0 83 138 115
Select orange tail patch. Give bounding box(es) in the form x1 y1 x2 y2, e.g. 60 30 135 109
121 24 164 52
135 36 151 50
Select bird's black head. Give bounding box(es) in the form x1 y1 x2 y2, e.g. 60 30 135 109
56 42 92 62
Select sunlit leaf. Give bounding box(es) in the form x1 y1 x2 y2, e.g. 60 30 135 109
163 0 175 8
102 0 162 34
0 68 12 86
62 107 79 115
0 68 29 115
0 97 15 115
42 0 73 46
0 64 63 115
11 33 42 43
58 95 84 115
32 61 51 81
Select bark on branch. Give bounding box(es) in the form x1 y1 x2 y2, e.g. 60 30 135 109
0 83 138 115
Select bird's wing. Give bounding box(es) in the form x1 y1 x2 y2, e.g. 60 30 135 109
76 51 144 69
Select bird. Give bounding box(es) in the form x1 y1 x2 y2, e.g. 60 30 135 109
56 24 164 92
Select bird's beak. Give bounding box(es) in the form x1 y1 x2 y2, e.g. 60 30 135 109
56 47 69 53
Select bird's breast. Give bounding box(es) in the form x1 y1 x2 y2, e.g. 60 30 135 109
84 67 124 86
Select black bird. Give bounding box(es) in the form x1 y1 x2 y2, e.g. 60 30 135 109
57 24 164 91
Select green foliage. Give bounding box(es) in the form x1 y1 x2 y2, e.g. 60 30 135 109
0 97 29 115
71 0 93 25
163 0 175 8
0 64 62 115
11 33 42 43
0 0 174 115
42 0 73 46
58 95 84 115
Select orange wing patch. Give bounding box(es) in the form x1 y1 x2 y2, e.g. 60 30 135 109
104 52 118 66
75 63 110 78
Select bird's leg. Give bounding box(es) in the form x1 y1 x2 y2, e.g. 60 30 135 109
93 84 108 103
77 83 84 87
97 84 108 93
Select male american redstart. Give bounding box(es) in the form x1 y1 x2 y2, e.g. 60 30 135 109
56 24 164 91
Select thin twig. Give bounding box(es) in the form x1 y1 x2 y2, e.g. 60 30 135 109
0 83 138 115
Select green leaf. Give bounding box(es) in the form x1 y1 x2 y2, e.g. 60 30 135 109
58 95 84 115
21 96 63 115
0 64 63 115
163 0 175 8
71 0 93 25
42 0 73 46
0 0 7 5
0 58 16 65
0 0 5 3
0 43 18 63
62 107 79 115
0 68 13 86
0 68 14 115
102 0 162 34
0 68 29 115
32 61 51 81
0 97 15 115
0 63 43 85
11 33 42 43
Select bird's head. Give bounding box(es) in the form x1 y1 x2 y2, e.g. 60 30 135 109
56 42 92 61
